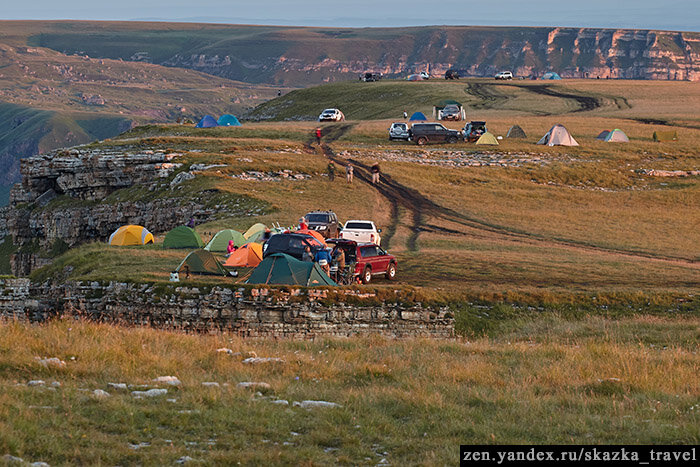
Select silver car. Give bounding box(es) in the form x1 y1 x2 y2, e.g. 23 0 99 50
388 122 410 141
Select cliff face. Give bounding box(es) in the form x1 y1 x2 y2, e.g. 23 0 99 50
158 27 700 84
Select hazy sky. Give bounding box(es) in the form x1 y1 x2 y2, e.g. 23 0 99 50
3 0 698 31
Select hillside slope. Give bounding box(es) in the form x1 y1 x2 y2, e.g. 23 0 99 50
5 21 699 85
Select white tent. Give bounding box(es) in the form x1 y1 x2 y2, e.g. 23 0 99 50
537 124 579 146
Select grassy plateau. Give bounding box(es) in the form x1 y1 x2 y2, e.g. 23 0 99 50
2 77 699 462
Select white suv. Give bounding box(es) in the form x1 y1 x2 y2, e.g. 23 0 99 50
339 220 381 245
318 108 345 122
495 71 513 80
388 122 410 141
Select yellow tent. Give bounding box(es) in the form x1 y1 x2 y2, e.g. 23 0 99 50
244 222 267 241
223 242 264 268
475 132 499 145
108 225 154 246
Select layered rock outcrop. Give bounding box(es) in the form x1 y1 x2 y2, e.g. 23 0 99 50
0 279 455 339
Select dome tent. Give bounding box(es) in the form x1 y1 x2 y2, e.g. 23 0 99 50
108 225 154 246
506 125 527 138
217 114 241 126
409 112 427 121
195 115 218 128
205 229 247 252
537 124 578 146
176 249 228 276
475 132 499 145
542 72 562 80
163 226 204 249
597 129 629 142
243 223 268 242
224 242 264 268
247 253 337 286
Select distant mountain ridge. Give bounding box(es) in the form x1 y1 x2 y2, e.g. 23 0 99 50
19 22 700 85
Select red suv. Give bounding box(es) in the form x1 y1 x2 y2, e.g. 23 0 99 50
327 239 397 284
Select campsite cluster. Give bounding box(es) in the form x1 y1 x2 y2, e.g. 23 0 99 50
106 215 393 287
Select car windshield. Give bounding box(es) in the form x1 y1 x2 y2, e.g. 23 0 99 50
306 213 330 223
345 222 373 230
322 109 336 114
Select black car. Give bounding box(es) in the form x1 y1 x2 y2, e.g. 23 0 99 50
262 233 325 261
409 123 462 145
360 72 382 82
304 210 340 238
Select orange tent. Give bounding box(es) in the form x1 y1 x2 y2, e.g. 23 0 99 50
296 229 327 247
223 242 263 268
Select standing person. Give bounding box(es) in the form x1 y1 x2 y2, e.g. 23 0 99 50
315 248 332 276
186 216 195 228
277 90 282 97
371 163 381 185
331 245 346 282
299 217 308 230
403 110 408 119
327 162 335 181
346 163 354 183
315 127 322 145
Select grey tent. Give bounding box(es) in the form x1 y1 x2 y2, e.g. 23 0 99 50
597 129 629 142
506 125 527 138
537 124 578 146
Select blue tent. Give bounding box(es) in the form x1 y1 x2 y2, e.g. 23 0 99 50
217 114 241 126
542 72 562 80
409 112 427 121
195 115 218 128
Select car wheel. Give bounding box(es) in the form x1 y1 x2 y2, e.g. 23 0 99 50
416 136 428 146
362 267 372 284
447 136 457 144
386 263 396 280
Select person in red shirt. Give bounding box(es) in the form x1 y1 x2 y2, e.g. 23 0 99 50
315 127 322 145
299 217 308 230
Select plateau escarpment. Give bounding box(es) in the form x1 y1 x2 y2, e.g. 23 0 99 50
25 23 700 85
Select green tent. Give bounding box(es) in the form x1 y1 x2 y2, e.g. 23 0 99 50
217 114 242 126
205 229 246 252
475 132 499 145
176 249 228 276
163 226 204 249
506 125 527 138
247 253 338 286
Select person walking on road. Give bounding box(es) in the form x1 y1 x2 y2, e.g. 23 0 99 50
346 163 354 183
315 127 322 145
371 163 380 185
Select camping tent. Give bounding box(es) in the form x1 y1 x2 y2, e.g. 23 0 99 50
506 125 527 138
223 242 263 268
653 130 678 142
205 229 246 252
537 124 579 146
195 115 218 128
409 112 427 121
475 132 499 145
176 249 228 276
542 72 562 80
406 74 424 81
163 226 204 249
597 129 629 142
244 223 267 241
217 114 241 126
247 253 338 286
108 225 154 246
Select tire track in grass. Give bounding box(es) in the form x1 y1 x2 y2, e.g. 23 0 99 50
318 124 699 266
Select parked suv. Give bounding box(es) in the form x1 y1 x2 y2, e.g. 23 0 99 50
360 72 382 82
304 210 340 238
262 233 325 260
463 121 487 142
388 122 410 141
327 239 397 284
440 104 462 121
339 220 381 245
495 71 513 80
409 123 462 145
318 108 344 122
